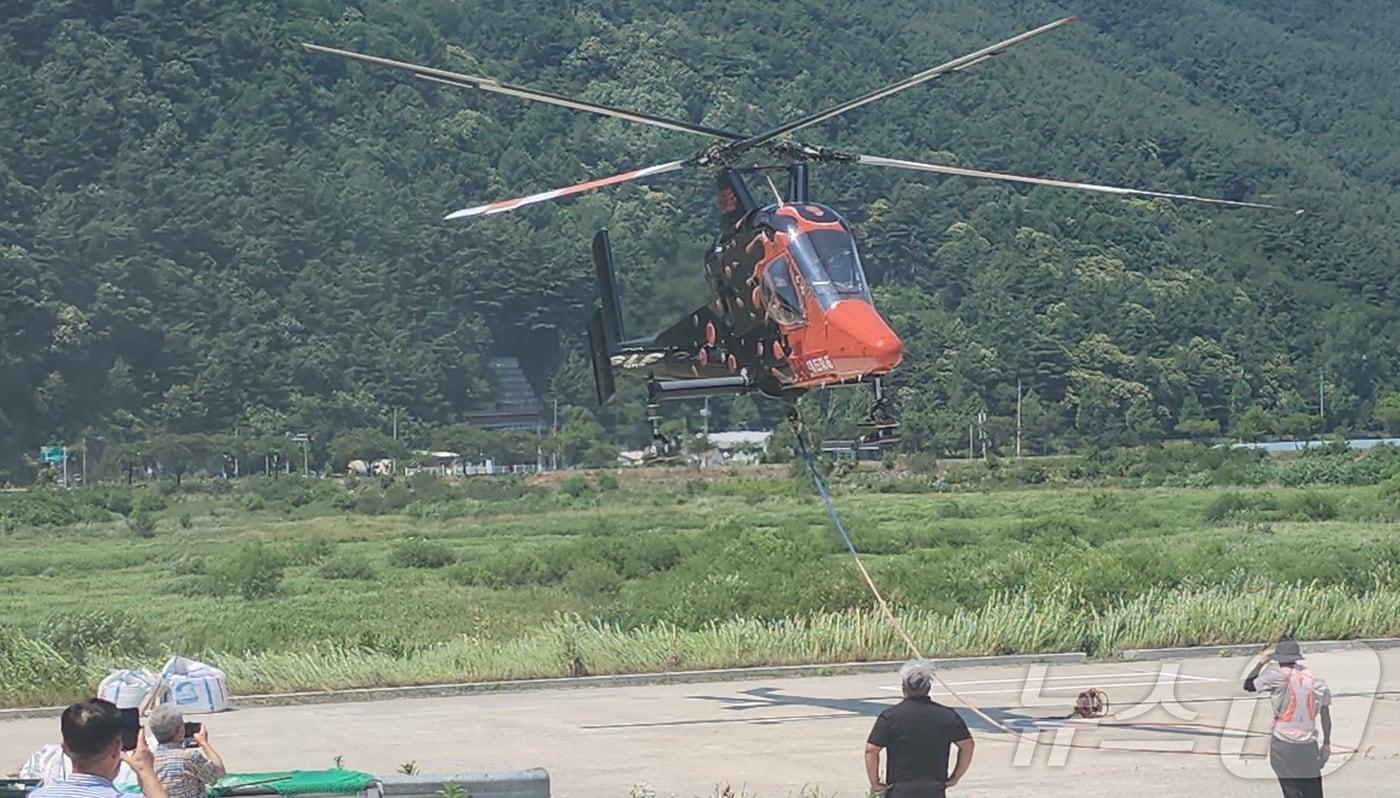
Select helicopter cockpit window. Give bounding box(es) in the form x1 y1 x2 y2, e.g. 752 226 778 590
788 229 872 308
760 256 804 326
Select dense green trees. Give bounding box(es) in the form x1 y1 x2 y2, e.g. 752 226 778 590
3 1 1397 480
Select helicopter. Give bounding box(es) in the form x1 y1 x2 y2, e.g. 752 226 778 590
304 16 1297 451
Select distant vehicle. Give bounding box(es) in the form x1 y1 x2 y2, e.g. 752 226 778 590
306 16 1294 453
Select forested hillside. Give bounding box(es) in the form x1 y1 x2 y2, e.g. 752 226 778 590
3 0 1398 480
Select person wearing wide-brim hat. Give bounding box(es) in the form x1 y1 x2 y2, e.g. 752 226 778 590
1244 637 1333 798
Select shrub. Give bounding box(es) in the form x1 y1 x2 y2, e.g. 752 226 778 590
444 562 478 586
133 490 168 514
171 554 206 576
563 559 623 597
318 551 377 581
84 487 133 517
389 538 458 569
596 473 620 492
0 629 84 706
1282 491 1338 522
353 491 385 516
247 476 327 507
286 535 335 565
0 492 78 529
1011 462 1048 484
178 513 193 529
39 610 149 661
466 549 561 587
382 482 413 513
406 498 480 520
405 474 456 503
240 493 266 512
1380 474 1400 503
559 475 592 498
126 509 157 537
211 541 284 599
1203 491 1253 523
1011 516 1102 545
463 476 539 502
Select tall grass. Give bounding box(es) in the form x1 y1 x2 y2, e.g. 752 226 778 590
6 581 1397 706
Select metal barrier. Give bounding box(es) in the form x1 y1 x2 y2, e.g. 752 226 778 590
377 770 550 798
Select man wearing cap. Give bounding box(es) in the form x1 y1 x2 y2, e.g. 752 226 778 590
865 660 975 797
1244 637 1332 798
32 698 166 798
148 706 227 798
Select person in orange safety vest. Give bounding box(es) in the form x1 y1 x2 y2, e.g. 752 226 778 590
1244 637 1333 798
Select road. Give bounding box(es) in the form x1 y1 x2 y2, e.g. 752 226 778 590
4 649 1397 797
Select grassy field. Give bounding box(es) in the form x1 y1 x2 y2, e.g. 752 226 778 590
3 449 1399 708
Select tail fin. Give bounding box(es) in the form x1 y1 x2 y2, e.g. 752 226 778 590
587 229 622 405
586 310 617 405
593 229 625 343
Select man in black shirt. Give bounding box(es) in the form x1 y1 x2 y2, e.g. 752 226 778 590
865 660 975 796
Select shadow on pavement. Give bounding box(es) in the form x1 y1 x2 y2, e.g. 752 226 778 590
582 686 1029 733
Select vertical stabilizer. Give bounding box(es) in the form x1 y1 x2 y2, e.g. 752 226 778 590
592 229 625 343
586 310 617 406
715 168 758 229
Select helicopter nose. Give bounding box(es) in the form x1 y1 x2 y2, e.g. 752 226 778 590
871 332 904 369
825 300 904 373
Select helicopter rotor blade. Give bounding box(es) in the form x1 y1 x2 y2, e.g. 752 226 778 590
303 43 746 142
849 153 1303 213
729 16 1077 156
444 159 692 220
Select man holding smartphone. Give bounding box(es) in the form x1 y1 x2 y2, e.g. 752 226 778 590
32 698 166 798
147 706 227 798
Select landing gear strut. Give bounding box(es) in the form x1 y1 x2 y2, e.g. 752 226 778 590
858 377 899 446
645 401 678 462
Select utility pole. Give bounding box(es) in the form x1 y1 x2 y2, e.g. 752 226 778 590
700 398 710 469
392 407 399 441
1016 379 1023 458
1318 372 1326 427
969 423 974 460
978 409 988 461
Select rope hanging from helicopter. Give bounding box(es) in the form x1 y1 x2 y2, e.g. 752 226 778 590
785 414 1359 760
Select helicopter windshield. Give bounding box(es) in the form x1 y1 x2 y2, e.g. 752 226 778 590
789 229 871 308
760 255 805 326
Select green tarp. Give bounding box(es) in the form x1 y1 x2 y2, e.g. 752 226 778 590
121 770 376 797
209 770 377 796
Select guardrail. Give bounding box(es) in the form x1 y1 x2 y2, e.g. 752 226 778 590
377 770 550 798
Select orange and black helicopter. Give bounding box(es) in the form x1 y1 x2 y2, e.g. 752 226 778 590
305 16 1296 449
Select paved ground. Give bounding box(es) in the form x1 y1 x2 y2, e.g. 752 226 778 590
4 649 1398 797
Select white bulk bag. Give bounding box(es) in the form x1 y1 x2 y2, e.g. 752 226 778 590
97 669 157 709
20 744 139 788
159 656 229 713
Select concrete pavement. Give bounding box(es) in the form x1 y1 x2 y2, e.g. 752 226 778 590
4 649 1397 796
